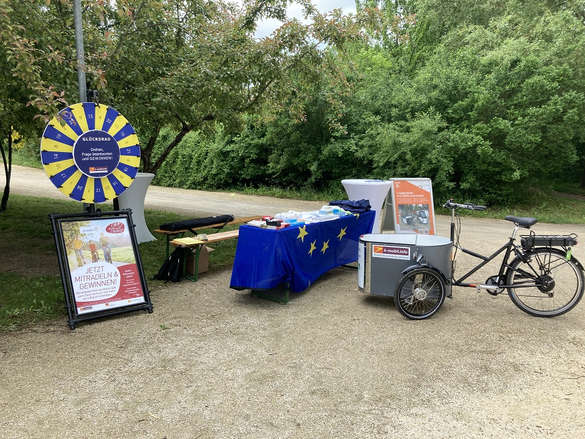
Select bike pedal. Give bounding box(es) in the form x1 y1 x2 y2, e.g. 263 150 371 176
477 284 501 295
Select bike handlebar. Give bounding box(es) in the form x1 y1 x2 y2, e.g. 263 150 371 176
443 199 487 211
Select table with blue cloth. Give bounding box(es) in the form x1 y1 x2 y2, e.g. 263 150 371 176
230 210 375 302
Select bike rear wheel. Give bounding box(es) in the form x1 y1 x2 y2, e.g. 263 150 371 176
506 248 584 317
395 268 446 320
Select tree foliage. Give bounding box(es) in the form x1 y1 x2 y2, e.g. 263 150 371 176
0 0 72 211
5 0 585 206
81 0 366 173
154 0 585 203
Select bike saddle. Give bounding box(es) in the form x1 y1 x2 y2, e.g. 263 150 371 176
505 215 537 228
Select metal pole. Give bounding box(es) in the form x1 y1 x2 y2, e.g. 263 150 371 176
74 0 94 213
73 0 87 102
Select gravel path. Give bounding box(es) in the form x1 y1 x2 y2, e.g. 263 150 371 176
1 166 585 438
2 165 324 217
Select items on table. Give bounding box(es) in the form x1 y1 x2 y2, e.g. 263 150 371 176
328 199 371 213
246 204 359 229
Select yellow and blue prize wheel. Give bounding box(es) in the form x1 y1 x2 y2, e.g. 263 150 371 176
40 103 141 203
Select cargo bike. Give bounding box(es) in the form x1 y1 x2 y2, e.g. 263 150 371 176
370 200 584 320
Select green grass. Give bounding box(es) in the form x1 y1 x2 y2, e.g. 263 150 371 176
0 194 240 331
0 274 64 330
436 188 585 224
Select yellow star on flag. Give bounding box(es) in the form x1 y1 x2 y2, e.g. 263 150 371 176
353 213 360 219
297 225 308 242
337 227 347 240
321 240 330 254
308 240 317 256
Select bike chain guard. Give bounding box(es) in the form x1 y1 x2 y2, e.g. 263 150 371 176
485 275 505 295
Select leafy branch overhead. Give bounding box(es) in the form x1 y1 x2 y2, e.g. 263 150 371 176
3 0 585 207
2 0 369 174
87 0 368 173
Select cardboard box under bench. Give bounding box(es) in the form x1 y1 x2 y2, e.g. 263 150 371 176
185 245 215 275
171 229 240 281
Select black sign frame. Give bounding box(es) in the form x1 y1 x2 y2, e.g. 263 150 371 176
50 209 153 329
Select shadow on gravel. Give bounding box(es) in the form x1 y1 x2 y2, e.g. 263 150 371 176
361 295 395 310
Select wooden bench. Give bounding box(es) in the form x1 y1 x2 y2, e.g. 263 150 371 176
170 229 241 282
154 216 261 259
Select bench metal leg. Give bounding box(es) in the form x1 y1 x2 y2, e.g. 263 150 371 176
193 245 201 282
165 232 185 260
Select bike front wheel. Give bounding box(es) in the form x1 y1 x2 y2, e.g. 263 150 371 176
395 268 446 320
506 248 584 317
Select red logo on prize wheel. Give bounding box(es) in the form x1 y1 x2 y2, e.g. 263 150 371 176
106 222 125 233
89 166 108 174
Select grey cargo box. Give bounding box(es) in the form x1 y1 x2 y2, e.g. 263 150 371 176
358 234 452 297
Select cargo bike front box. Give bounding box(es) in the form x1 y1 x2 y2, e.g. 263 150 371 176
358 234 453 297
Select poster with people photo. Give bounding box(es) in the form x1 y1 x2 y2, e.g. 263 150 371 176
50 211 152 329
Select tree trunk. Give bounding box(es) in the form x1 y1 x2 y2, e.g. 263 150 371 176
1 177 10 211
0 133 12 212
141 125 161 173
150 125 191 174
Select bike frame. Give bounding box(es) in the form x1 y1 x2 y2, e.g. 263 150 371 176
449 210 531 290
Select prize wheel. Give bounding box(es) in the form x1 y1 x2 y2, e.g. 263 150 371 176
40 102 140 203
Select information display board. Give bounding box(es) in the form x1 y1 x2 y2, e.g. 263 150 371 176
50 210 152 329
389 178 436 235
40 103 140 203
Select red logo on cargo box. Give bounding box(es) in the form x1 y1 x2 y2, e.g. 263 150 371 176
106 222 125 233
372 245 410 260
375 246 409 256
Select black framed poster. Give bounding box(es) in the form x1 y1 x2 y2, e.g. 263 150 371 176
50 210 153 329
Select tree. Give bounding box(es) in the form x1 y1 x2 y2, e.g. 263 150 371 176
59 0 363 174
1 0 366 209
358 3 585 201
0 0 72 211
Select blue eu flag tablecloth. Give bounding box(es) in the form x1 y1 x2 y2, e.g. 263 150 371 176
230 210 375 293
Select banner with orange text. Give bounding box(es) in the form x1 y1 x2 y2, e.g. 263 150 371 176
391 178 435 235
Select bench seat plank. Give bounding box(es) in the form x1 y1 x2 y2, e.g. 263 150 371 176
170 229 239 248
